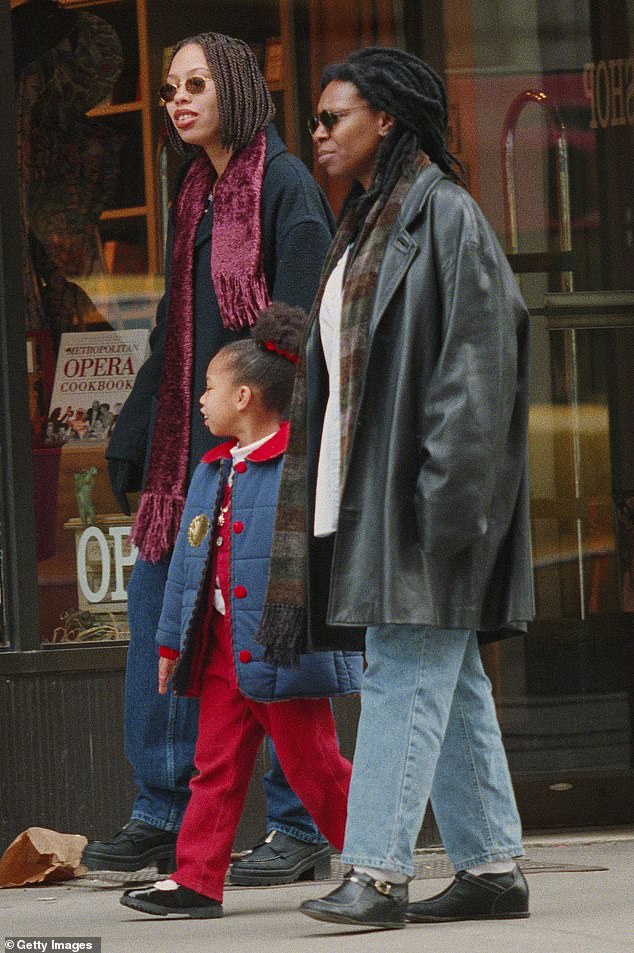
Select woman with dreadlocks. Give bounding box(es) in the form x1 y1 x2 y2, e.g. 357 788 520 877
82 34 335 885
255 47 534 929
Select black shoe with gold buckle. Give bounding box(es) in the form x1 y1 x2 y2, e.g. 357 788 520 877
299 870 409 929
407 867 530 922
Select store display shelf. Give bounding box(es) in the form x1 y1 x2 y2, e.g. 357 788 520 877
87 100 142 117
100 205 147 220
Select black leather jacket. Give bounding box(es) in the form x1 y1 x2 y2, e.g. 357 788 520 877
306 164 534 646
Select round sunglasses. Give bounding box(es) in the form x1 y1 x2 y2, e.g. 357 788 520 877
159 75 212 104
307 105 368 134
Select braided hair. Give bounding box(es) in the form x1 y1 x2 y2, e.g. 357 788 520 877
220 303 306 417
165 33 275 155
322 47 462 215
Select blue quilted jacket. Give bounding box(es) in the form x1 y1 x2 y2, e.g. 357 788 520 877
156 424 363 701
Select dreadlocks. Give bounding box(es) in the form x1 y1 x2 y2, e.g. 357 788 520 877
322 47 462 215
165 33 275 155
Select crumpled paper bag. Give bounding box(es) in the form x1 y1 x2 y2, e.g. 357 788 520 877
0 827 88 887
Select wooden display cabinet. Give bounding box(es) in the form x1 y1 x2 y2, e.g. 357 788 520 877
63 0 302 277
61 0 159 272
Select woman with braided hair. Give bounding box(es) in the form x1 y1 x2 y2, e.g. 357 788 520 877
255 47 534 929
83 33 337 885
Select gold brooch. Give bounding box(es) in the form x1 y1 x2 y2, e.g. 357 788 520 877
188 514 210 548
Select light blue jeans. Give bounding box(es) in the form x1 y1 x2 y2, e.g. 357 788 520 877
341 625 523 877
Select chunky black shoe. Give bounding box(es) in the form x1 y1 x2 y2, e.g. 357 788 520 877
120 880 223 918
229 830 331 885
299 870 409 929
82 820 177 873
407 866 530 922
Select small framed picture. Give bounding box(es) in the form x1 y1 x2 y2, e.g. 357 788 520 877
264 37 283 87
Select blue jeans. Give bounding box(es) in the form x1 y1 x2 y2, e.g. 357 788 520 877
342 625 523 877
125 556 323 842
264 737 327 844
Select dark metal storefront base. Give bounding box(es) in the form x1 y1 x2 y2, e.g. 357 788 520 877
76 845 610 889
332 853 609 881
0 657 443 855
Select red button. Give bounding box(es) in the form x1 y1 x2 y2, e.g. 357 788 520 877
238 650 253 663
233 521 244 534
234 585 247 599
234 461 247 474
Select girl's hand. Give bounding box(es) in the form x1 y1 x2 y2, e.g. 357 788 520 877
158 656 178 694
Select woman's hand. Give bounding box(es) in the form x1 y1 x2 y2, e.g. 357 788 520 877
158 656 178 694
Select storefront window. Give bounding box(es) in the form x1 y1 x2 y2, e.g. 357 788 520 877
441 0 634 615
12 0 161 645
10 0 295 646
440 0 634 797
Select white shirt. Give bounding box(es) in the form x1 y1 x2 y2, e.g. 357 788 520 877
229 431 277 465
314 248 350 537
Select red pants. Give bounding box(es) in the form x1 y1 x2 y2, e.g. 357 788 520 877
172 610 352 901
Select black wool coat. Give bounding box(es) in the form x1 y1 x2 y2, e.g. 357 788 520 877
306 164 534 648
107 125 335 488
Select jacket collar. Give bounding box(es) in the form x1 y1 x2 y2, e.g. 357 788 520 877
399 163 446 229
263 123 286 168
201 421 290 464
367 164 446 341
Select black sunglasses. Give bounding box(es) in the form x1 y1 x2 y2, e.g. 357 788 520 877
159 75 211 104
307 105 368 134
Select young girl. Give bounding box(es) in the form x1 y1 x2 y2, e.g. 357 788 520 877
120 304 362 919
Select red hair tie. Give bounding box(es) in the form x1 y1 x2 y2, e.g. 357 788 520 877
263 340 300 363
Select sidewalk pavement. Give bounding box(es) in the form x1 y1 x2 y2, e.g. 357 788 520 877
2 830 633 953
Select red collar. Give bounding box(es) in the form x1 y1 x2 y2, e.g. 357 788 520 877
201 421 290 464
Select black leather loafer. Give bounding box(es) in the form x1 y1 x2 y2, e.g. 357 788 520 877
82 820 177 873
299 871 409 929
120 881 223 918
229 830 331 885
407 866 530 922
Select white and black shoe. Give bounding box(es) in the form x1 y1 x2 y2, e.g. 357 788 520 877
120 879 223 918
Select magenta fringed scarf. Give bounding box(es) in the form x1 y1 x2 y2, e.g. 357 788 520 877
130 131 271 562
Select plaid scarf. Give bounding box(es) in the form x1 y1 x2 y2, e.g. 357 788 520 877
131 132 270 562
257 154 430 666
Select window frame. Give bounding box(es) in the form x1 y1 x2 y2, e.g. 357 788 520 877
1 0 41 652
